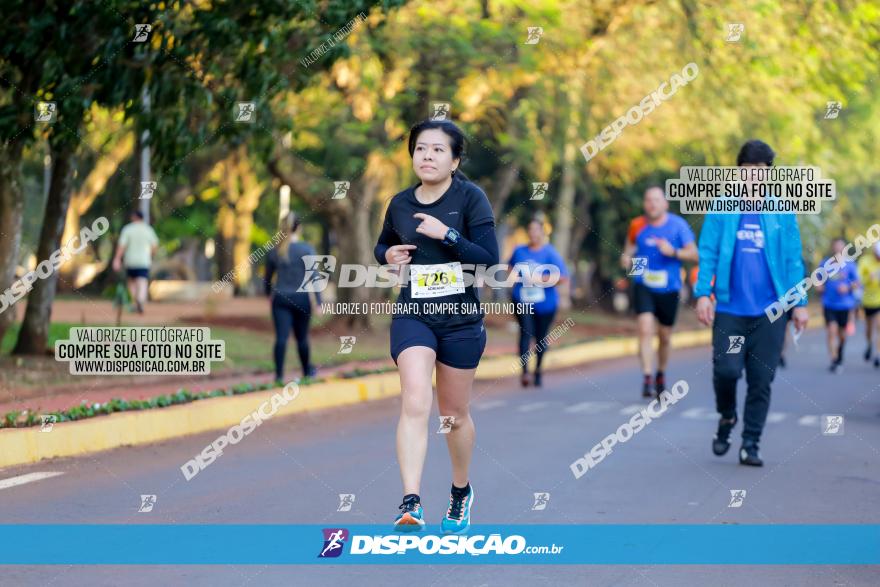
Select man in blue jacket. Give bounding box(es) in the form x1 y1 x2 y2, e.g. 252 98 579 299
694 140 809 467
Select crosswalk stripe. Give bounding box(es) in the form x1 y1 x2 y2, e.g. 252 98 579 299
518 402 551 412
620 404 646 416
564 401 617 414
0 472 64 491
798 415 819 426
473 400 507 411
680 407 717 420
766 412 788 423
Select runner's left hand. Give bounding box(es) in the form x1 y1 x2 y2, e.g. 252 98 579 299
413 213 449 240
791 307 809 333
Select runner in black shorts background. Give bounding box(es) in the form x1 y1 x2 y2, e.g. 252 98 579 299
374 119 498 535
621 187 698 398
818 238 860 373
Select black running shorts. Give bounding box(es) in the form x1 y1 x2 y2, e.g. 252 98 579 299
390 318 487 370
633 282 680 327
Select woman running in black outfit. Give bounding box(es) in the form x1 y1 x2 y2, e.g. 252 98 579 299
375 119 498 534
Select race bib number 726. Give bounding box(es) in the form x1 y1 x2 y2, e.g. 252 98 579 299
411 263 466 298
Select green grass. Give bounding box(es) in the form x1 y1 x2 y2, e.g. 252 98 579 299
1 322 81 354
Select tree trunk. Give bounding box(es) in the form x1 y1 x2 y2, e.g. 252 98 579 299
0 143 27 344
231 147 262 293
331 174 376 330
215 155 236 285
59 133 134 282
13 144 76 354
551 79 583 270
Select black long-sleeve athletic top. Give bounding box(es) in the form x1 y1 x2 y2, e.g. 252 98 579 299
374 175 499 326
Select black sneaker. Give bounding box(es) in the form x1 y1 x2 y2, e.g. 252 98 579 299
712 415 737 456
874 357 880 369
642 375 653 398
830 361 840 373
865 346 873 362
739 442 763 467
534 372 543 387
654 372 666 397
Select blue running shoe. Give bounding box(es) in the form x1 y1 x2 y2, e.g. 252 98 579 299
441 485 474 534
394 495 425 532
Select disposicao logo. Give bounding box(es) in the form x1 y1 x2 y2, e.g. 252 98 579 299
318 528 349 558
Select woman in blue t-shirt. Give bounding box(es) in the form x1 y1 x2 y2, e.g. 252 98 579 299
508 218 569 387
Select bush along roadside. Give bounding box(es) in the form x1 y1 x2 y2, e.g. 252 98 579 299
0 365 397 430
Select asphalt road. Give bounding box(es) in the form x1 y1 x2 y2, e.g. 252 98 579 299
1 326 878 586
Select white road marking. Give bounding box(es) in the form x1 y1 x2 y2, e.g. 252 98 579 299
798 415 820 426
680 407 717 420
473 400 507 411
766 412 788 424
564 401 617 414
518 402 551 413
0 471 64 491
620 404 646 416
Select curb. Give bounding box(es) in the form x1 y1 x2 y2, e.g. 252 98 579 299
0 323 801 469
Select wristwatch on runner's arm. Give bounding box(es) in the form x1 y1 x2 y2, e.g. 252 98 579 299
442 227 461 246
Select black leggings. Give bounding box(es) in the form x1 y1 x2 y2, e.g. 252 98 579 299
271 294 312 380
516 310 557 373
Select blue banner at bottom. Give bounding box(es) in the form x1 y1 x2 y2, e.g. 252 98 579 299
0 525 877 565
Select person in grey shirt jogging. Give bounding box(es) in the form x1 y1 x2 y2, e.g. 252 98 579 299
264 212 323 382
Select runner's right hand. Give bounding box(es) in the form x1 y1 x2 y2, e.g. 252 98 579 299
696 296 715 326
385 244 417 265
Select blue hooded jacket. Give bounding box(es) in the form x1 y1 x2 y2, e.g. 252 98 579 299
694 213 807 308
